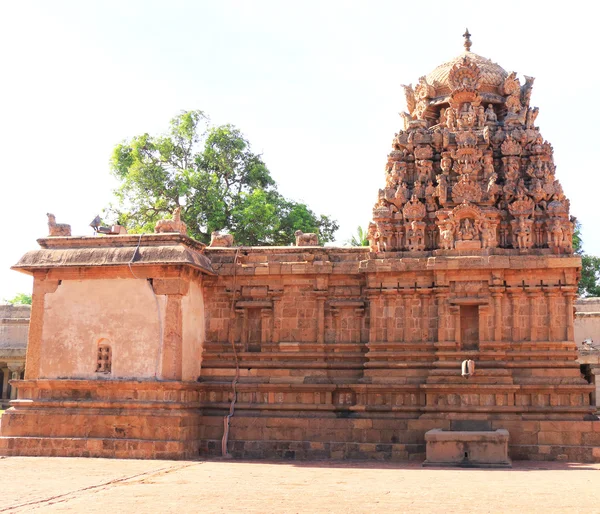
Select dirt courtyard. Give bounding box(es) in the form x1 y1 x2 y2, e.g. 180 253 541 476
1 457 599 513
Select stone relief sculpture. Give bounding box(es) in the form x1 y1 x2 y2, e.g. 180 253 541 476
209 231 234 247
294 230 319 247
154 207 188 236
367 37 572 254
47 213 71 237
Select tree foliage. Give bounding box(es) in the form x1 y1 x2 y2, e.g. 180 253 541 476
4 293 32 305
106 110 338 245
573 221 600 297
347 226 369 247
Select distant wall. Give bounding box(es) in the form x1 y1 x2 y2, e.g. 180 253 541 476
0 304 30 356
575 298 600 345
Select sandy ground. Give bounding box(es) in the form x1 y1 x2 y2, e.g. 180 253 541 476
1 457 600 513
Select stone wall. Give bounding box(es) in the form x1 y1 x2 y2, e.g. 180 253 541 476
0 304 29 404
1 237 598 461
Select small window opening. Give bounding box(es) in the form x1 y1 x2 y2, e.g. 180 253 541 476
96 344 112 373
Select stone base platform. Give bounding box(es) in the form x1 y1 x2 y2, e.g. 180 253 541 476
198 415 600 463
0 379 202 460
423 429 511 468
0 437 197 460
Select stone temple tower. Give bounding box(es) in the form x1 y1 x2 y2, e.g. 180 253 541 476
1 32 598 462
368 30 572 256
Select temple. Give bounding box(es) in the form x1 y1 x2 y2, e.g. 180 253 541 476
1 32 598 462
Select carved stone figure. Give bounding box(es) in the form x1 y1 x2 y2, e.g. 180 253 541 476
549 219 564 251
210 231 234 247
154 207 187 236
477 105 485 128
47 213 71 237
458 218 477 240
294 230 319 247
406 220 425 251
367 222 379 253
480 220 497 249
445 107 457 129
439 222 454 250
512 217 533 250
485 104 497 123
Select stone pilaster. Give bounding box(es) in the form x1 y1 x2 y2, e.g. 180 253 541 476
152 278 189 380
508 291 521 342
261 308 272 345
383 290 397 343
478 304 490 342
490 288 504 342
402 292 414 342
449 305 461 345
368 294 380 343
561 287 577 342
435 291 448 343
271 295 282 344
527 288 541 342
545 288 559 341
420 291 431 342
24 275 60 380
315 293 327 345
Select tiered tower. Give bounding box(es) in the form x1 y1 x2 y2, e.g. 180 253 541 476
368 31 573 256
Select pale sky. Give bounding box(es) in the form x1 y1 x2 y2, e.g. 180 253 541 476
0 1 598 300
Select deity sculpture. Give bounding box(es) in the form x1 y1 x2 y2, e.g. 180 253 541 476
439 222 454 250
458 218 477 240
480 220 497 249
485 104 497 123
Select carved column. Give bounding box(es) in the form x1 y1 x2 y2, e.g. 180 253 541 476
261 308 272 346
330 307 340 344
420 291 431 342
1 367 10 399
545 289 559 341
449 305 461 345
435 291 448 342
561 288 577 341
527 288 540 342
316 294 327 345
478 304 490 342
384 290 397 342
403 293 414 342
368 294 380 343
271 295 282 344
490 288 504 342
508 291 521 342
8 364 24 400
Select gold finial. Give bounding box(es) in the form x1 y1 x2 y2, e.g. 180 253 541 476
463 28 472 52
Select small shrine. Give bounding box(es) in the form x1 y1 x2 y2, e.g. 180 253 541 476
1 32 598 463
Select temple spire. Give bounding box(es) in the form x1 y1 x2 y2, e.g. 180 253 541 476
463 28 472 52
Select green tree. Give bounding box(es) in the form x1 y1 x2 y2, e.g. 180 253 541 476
4 293 32 305
347 226 369 247
574 221 600 297
106 110 338 245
